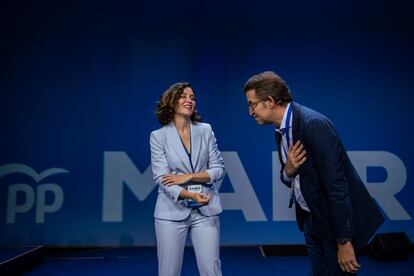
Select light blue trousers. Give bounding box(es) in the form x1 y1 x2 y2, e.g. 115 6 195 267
155 209 222 276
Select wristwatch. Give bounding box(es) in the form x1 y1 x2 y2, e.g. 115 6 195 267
337 237 352 245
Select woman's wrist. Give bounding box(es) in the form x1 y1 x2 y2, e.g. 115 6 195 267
189 192 197 201
179 189 194 201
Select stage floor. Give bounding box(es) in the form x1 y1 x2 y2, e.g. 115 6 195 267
23 246 414 275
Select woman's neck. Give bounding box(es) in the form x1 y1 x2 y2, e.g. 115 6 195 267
173 115 190 132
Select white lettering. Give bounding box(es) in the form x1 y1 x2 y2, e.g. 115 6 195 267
36 184 64 223
218 152 267 221
349 151 410 220
102 152 155 222
7 184 35 223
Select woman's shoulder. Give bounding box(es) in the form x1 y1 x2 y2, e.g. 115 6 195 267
193 122 213 132
150 124 171 138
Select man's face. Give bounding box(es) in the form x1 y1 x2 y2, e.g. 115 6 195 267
246 89 272 125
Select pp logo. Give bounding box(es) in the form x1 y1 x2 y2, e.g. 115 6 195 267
0 164 68 223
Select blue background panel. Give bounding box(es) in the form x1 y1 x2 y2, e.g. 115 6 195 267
1 0 413 246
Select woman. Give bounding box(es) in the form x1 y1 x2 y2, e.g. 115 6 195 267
150 82 224 276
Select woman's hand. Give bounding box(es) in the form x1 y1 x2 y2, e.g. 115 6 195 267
191 193 211 205
161 174 192 186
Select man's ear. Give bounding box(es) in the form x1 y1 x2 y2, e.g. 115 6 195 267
267 96 277 108
268 96 284 107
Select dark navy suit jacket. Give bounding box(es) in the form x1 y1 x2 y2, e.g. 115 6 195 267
277 102 384 248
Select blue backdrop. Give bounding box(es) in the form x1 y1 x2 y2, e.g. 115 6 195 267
1 0 413 246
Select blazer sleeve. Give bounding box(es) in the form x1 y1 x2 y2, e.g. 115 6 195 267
205 124 225 184
150 131 184 203
279 162 294 188
304 118 352 240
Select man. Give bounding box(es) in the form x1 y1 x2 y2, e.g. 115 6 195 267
244 71 384 275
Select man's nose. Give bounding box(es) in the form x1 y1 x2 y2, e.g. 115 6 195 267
248 109 254 116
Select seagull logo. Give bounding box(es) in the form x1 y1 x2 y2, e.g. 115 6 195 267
0 163 69 181
0 163 69 223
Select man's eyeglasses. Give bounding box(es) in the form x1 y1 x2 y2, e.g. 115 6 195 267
248 99 264 111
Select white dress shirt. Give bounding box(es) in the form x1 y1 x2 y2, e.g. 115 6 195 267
275 102 310 212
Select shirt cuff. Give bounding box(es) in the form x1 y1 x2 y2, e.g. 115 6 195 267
283 170 295 182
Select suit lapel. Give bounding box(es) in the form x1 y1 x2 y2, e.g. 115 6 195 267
166 122 192 172
275 131 284 164
190 123 201 171
291 102 300 144
276 102 300 165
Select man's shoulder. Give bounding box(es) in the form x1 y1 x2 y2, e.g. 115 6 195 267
292 102 336 135
293 102 330 124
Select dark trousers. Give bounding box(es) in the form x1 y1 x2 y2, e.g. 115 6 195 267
303 211 357 276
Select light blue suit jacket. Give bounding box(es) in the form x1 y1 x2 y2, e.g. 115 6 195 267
150 122 224 220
